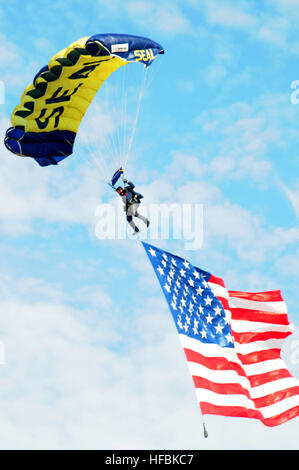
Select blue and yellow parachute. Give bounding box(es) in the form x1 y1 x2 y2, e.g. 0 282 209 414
4 33 164 167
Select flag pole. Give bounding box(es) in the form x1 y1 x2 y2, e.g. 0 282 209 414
203 418 208 438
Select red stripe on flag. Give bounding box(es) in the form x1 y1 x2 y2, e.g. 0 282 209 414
230 308 289 325
192 375 251 398
248 368 292 388
228 290 283 302
200 401 299 427
253 386 299 409
237 348 281 365
209 274 226 287
232 330 292 344
184 348 246 376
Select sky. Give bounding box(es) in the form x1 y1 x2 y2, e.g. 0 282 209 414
0 0 299 450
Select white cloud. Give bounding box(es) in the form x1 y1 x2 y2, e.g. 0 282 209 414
126 1 193 35
0 270 298 450
203 1 258 30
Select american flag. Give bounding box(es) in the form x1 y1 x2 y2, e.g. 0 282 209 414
143 242 299 427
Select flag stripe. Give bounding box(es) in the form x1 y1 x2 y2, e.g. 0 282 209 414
229 297 287 314
228 290 284 302
184 348 246 376
230 308 289 325
237 348 281 365
192 376 251 398
248 368 293 387
232 330 292 344
253 386 299 408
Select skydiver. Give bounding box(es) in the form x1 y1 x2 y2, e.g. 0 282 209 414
116 179 150 235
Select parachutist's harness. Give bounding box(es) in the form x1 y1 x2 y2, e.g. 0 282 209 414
122 182 144 216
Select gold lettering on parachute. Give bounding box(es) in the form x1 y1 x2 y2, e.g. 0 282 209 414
134 49 156 62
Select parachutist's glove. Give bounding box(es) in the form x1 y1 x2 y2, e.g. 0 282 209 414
123 179 128 183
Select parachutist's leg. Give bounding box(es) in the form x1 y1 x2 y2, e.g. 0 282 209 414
135 211 150 228
126 214 139 234
132 204 150 227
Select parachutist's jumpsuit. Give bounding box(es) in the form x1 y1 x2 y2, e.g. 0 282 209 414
121 181 149 233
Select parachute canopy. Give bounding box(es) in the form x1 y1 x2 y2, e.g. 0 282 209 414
4 33 164 167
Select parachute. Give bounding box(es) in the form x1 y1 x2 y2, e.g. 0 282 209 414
4 33 164 168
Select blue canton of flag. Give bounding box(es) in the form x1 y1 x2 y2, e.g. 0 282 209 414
143 242 234 348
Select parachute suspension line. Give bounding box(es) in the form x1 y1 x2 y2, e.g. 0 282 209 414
119 64 128 170
76 144 110 186
122 66 149 171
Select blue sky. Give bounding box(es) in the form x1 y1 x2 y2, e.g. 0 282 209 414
0 0 299 450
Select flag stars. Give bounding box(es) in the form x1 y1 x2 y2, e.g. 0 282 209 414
200 329 208 339
148 247 156 257
196 286 204 296
204 296 213 306
214 305 222 316
206 313 213 324
157 266 164 276
226 333 234 344
164 283 171 293
215 324 224 334
183 260 190 270
145 244 235 349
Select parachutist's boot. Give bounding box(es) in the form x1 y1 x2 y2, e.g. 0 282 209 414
146 219 150 228
133 227 140 236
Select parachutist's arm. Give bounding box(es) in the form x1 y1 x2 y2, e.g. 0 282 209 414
125 181 135 190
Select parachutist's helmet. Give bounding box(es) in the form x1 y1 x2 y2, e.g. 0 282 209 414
116 187 124 195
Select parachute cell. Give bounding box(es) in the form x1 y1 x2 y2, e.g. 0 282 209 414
4 34 164 167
